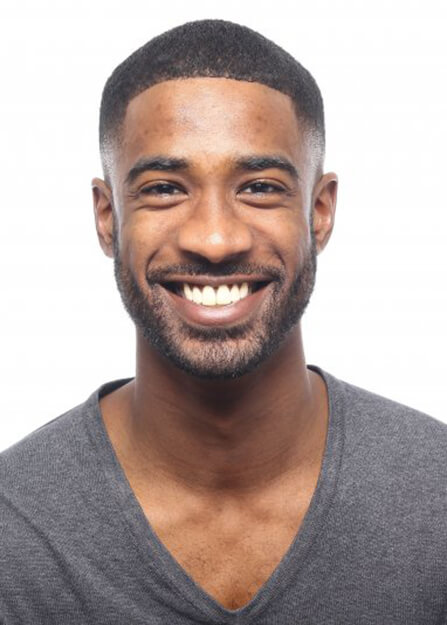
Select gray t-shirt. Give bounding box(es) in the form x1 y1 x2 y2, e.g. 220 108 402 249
1 366 446 624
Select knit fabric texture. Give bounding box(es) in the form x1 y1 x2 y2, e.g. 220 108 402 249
1 366 446 624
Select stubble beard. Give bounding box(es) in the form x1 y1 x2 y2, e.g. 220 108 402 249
112 230 317 380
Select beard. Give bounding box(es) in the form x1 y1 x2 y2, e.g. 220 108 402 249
112 225 317 380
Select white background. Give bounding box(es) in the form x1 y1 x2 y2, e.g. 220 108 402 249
1 0 446 451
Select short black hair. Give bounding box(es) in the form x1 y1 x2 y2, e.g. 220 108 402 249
99 19 325 174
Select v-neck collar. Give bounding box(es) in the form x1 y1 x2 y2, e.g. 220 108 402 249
84 365 345 623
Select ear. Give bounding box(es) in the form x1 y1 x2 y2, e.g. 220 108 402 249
312 172 338 254
92 178 115 258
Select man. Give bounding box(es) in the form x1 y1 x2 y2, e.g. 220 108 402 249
1 19 446 625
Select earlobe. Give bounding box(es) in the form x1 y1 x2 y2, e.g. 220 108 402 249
91 178 115 258
312 173 338 254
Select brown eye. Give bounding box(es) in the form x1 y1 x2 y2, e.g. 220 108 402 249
140 183 182 195
242 182 284 194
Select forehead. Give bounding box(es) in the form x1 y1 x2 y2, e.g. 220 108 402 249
115 77 308 178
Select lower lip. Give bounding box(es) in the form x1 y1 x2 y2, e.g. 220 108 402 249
160 284 273 327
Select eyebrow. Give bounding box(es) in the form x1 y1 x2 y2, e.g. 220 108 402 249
125 156 189 185
124 153 299 186
234 155 299 180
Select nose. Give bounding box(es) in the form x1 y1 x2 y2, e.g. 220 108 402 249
176 190 253 263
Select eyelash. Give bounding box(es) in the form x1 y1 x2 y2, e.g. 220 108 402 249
140 183 182 195
139 181 285 195
243 181 284 194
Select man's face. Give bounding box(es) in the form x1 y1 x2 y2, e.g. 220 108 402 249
96 78 335 379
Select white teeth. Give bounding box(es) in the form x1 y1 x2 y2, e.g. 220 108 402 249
192 286 203 305
202 285 216 306
184 283 193 300
216 285 231 305
230 284 241 303
239 282 249 299
182 282 251 306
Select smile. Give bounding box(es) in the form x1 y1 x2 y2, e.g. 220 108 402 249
173 282 261 306
159 279 272 326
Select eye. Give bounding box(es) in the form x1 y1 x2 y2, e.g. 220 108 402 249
241 181 285 195
140 182 183 196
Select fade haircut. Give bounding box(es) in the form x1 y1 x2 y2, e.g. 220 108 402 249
99 19 325 178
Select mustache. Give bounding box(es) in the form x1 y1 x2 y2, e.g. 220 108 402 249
145 262 285 284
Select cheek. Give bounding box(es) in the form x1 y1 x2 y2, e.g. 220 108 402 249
259 211 310 265
119 215 167 272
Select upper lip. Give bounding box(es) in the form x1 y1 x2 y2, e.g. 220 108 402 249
161 275 272 287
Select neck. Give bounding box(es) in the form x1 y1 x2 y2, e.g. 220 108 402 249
103 325 328 495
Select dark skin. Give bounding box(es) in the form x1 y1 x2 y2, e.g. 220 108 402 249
92 77 337 610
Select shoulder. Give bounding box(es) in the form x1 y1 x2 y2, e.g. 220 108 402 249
331 371 447 447
0 380 131 618
0 396 93 500
0 378 132 570
318 367 447 500
0 378 130 495
0 377 131 473
0 395 96 593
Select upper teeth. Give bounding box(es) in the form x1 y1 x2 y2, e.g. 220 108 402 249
182 282 251 306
